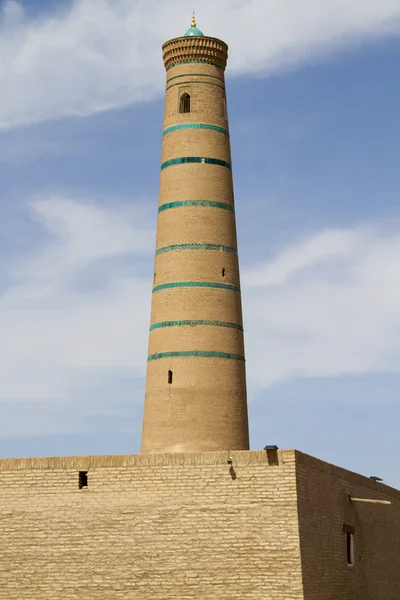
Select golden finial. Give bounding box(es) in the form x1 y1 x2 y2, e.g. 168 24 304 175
191 12 196 28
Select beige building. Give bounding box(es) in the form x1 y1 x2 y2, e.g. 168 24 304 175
0 18 399 600
0 450 399 599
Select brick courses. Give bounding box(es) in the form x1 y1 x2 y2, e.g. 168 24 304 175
1 450 399 598
141 32 249 454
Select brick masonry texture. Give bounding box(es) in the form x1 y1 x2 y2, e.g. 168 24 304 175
141 35 249 454
1 449 398 599
0 450 303 600
296 452 400 600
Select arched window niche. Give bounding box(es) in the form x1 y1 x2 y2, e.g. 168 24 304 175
179 92 191 114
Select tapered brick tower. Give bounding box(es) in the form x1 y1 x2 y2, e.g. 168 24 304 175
141 17 249 453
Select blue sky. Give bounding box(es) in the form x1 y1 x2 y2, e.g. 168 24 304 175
1 0 400 488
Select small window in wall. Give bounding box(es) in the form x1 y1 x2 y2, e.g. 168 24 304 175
343 525 355 566
79 471 88 489
168 370 173 384
179 92 191 114
346 532 354 565
153 272 156 284
222 268 226 277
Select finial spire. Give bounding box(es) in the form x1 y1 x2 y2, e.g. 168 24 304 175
183 12 203 37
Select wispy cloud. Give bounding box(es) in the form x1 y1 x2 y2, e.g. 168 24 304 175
244 222 400 389
2 194 400 438
0 0 399 129
0 196 153 415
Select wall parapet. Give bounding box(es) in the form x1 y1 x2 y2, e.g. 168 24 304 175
0 449 296 470
295 450 400 498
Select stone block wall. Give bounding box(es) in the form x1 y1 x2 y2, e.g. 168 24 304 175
1 448 399 599
296 451 400 600
0 450 303 600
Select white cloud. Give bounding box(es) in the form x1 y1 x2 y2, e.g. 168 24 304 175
0 196 153 413
0 0 399 129
243 222 400 390
2 194 400 438
243 228 369 287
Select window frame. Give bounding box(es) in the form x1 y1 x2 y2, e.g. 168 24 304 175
343 525 355 566
179 92 191 114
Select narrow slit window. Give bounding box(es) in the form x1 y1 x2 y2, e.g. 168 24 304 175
343 526 355 566
79 471 88 489
153 272 156 284
179 93 191 114
222 268 226 277
168 370 173 384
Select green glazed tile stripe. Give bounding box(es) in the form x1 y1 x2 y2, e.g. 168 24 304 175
161 157 231 170
167 73 224 84
148 351 245 362
166 80 225 91
152 281 241 293
163 123 229 136
158 200 234 213
155 243 237 255
166 60 223 71
150 320 243 332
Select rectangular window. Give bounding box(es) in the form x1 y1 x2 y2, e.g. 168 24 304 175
79 471 88 489
168 370 173 384
343 525 355 566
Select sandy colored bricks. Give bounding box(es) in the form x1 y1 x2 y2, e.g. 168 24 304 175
1 450 399 599
141 30 249 454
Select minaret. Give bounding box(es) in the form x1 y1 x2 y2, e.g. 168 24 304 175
141 16 249 454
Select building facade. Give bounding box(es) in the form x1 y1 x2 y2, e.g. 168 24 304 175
0 450 399 599
141 17 249 454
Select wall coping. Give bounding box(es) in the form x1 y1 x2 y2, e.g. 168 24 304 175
1 448 398 498
295 450 400 498
0 449 295 470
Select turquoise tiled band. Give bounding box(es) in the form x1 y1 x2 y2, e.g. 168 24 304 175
158 200 234 213
166 80 225 91
167 73 224 84
152 281 241 293
163 123 229 136
166 60 223 71
148 351 245 362
150 320 243 332
155 243 237 255
161 157 231 170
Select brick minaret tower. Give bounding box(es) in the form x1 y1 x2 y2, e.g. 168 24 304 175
141 17 249 453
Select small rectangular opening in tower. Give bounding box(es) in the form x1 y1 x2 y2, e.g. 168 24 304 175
79 471 88 489
222 268 225 277
168 370 173 384
343 525 355 566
